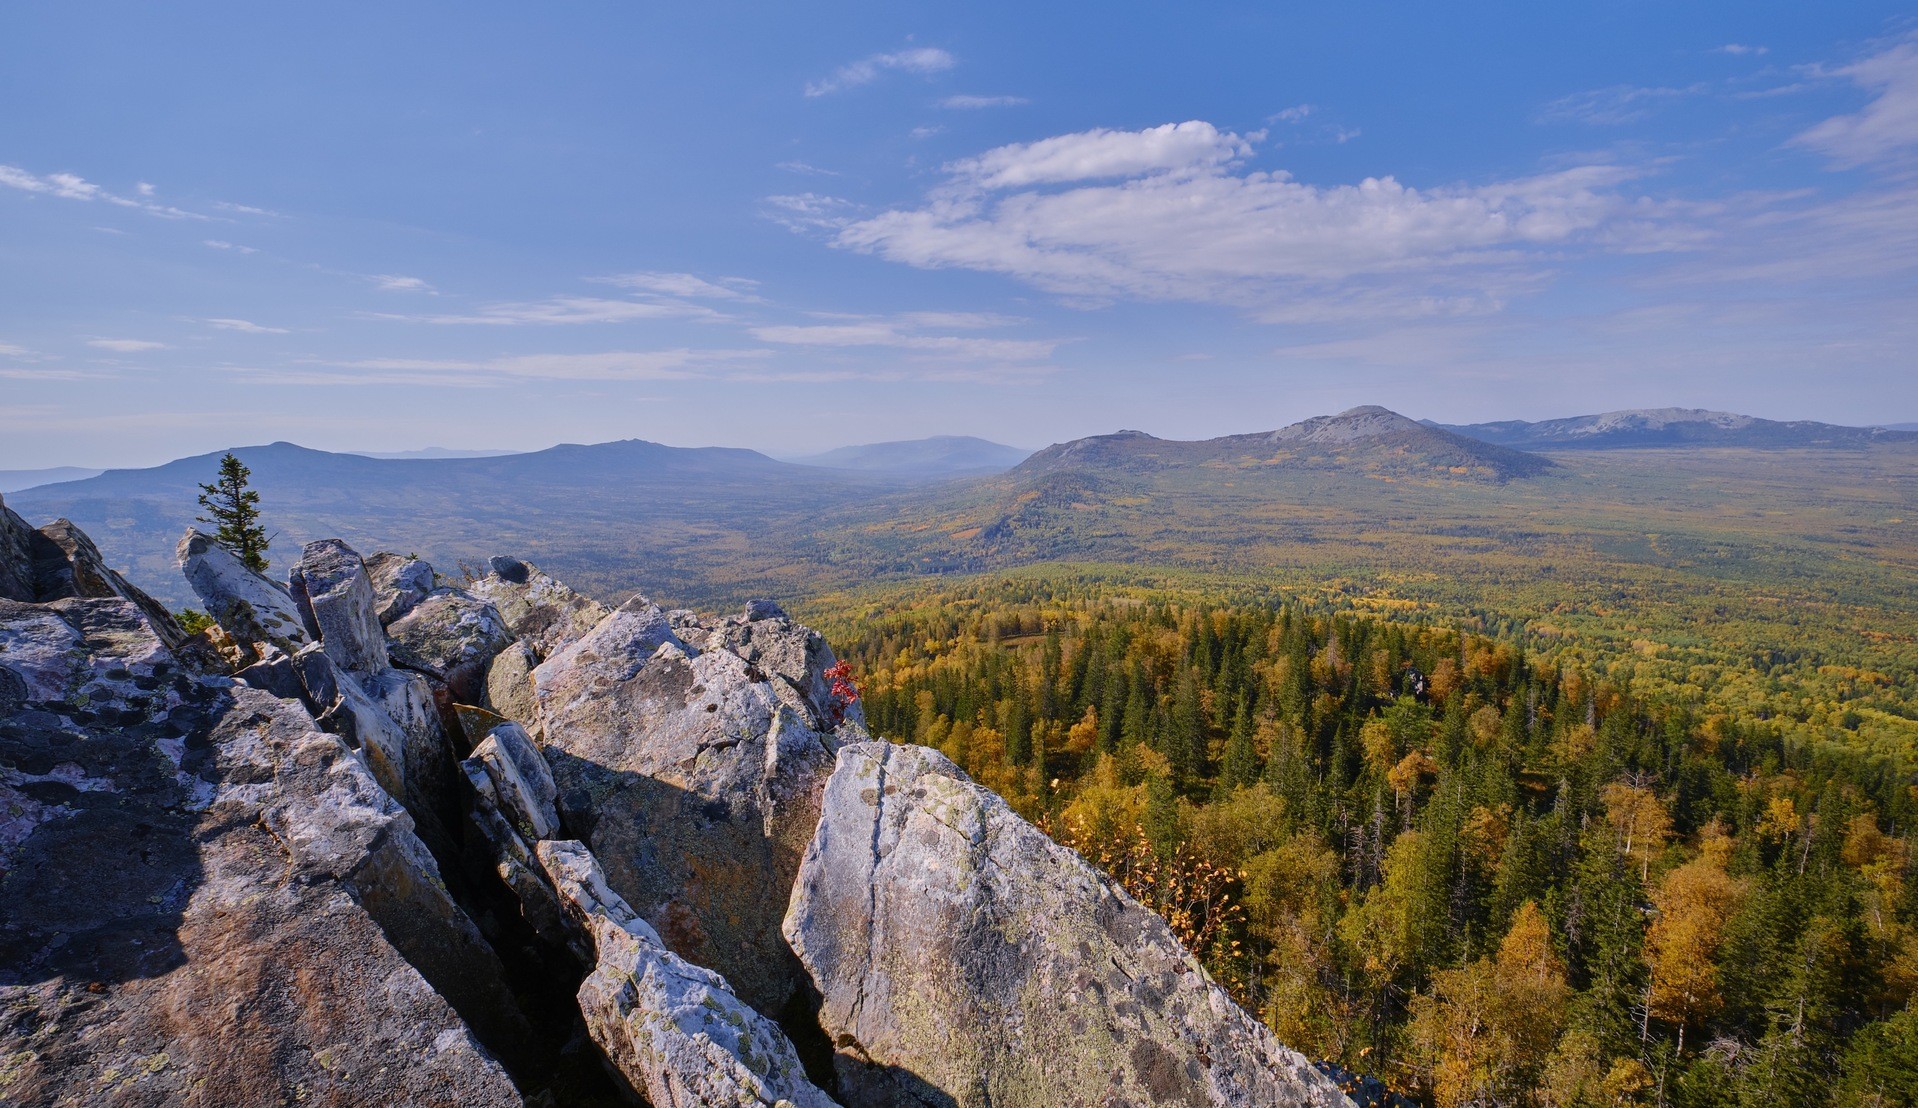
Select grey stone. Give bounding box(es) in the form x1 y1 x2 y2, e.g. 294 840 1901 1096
536 840 841 1108
387 588 512 704
533 598 846 1017
31 519 190 651
177 528 312 659
292 643 412 803
784 742 1353 1108
365 551 437 624
485 639 539 724
0 590 525 1107
296 538 391 674
0 494 37 603
468 557 609 661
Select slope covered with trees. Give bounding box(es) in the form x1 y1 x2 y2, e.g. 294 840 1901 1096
808 573 1918 1107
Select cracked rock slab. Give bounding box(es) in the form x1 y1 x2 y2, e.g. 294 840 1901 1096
537 839 840 1108
784 742 1353 1108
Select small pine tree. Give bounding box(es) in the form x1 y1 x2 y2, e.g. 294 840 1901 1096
197 452 270 573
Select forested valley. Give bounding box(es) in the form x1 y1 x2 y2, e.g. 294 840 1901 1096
811 574 1918 1107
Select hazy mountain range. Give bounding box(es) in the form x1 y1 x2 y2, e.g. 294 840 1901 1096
1435 408 1918 450
784 435 1031 476
8 405 1914 613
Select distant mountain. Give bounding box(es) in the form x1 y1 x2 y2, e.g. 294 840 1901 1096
0 466 104 493
352 446 522 460
6 439 899 608
1439 408 1918 450
1881 422 1918 432
1019 406 1554 480
786 436 1030 477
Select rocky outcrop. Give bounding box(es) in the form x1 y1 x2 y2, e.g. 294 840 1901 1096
470 556 608 659
177 528 310 659
533 595 858 1019
9 514 1351 1107
462 720 566 935
291 539 390 674
0 498 184 651
387 588 513 705
0 495 36 603
537 839 840 1108
0 589 524 1106
784 743 1352 1108
364 551 436 623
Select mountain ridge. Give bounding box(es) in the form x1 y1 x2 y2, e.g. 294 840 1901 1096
1437 408 1918 450
1019 406 1554 480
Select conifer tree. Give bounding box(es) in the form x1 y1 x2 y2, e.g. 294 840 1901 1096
197 452 269 572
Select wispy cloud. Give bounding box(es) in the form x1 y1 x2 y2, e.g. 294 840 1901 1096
910 126 946 141
591 271 761 301
0 164 210 220
87 338 168 352
763 192 858 232
939 94 1028 109
776 161 841 177
805 47 955 97
205 318 290 334
372 274 436 293
1792 33 1918 168
247 348 775 388
1716 43 1769 57
204 239 259 254
751 313 1060 364
1537 83 1708 125
372 295 722 326
1268 104 1314 123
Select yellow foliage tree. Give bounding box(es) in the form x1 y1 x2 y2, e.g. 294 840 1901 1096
1601 782 1673 882
1645 850 1744 1053
1407 901 1569 1107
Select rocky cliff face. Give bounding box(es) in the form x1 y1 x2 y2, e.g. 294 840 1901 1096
0 494 1351 1107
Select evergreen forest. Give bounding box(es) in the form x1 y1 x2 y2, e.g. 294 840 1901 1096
809 572 1918 1107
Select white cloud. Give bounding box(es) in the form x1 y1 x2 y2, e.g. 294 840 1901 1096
0 342 31 358
204 239 259 254
0 165 208 219
135 181 155 196
373 296 721 326
205 318 290 334
910 126 946 140
1716 44 1769 57
776 161 841 177
1792 34 1918 168
1269 104 1314 123
948 121 1253 189
805 47 955 97
939 94 1029 109
214 200 279 216
1537 83 1707 125
751 313 1059 363
372 274 436 293
592 271 761 301
87 338 168 352
817 122 1683 319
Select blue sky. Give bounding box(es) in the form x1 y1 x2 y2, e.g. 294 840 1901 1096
3 2 1916 468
